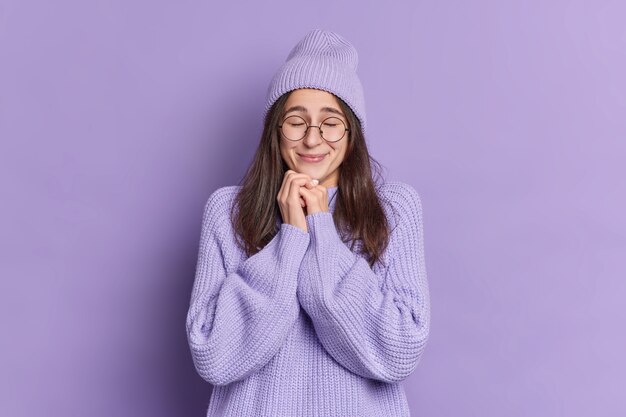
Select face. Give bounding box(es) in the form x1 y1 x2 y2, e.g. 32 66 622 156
278 88 349 188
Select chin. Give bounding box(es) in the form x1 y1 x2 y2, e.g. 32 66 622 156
298 167 325 177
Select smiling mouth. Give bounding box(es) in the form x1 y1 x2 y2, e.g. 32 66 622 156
298 153 327 162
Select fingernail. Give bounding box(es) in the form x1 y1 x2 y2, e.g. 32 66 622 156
311 179 319 186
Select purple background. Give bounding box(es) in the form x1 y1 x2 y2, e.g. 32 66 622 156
1 1 625 416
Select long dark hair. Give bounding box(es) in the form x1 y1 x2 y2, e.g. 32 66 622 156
230 90 390 268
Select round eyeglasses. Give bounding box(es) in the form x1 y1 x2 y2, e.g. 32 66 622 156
278 115 349 143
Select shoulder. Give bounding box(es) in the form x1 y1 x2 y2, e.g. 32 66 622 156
201 185 242 232
377 180 424 227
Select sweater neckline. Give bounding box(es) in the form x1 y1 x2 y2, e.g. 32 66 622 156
327 185 338 211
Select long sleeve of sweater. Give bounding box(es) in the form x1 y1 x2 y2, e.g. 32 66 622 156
296 183 430 384
186 188 310 386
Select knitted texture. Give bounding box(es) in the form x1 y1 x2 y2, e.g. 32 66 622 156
264 29 367 135
186 181 430 417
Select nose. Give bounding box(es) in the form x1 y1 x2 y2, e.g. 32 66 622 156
303 125 324 146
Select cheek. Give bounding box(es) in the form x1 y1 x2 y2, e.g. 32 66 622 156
279 143 298 165
333 145 347 163
281 141 296 152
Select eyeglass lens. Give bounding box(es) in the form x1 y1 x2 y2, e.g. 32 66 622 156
280 115 347 142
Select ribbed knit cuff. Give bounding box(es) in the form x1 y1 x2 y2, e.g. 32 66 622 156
240 222 310 295
278 222 311 263
305 211 352 256
304 211 355 274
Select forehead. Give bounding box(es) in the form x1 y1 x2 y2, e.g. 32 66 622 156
283 88 344 116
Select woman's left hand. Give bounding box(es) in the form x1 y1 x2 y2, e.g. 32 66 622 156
299 184 330 216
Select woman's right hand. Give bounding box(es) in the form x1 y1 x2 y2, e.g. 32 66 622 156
277 170 318 233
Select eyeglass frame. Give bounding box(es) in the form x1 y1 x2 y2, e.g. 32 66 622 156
277 115 350 143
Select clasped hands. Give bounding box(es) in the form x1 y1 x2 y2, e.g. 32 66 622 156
277 170 331 233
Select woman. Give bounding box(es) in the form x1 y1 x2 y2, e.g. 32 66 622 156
186 29 430 417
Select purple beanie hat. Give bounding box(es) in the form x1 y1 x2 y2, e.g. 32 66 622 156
263 29 367 135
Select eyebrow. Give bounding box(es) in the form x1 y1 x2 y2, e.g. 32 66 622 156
283 105 345 118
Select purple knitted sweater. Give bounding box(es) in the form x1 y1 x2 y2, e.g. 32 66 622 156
186 181 430 417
